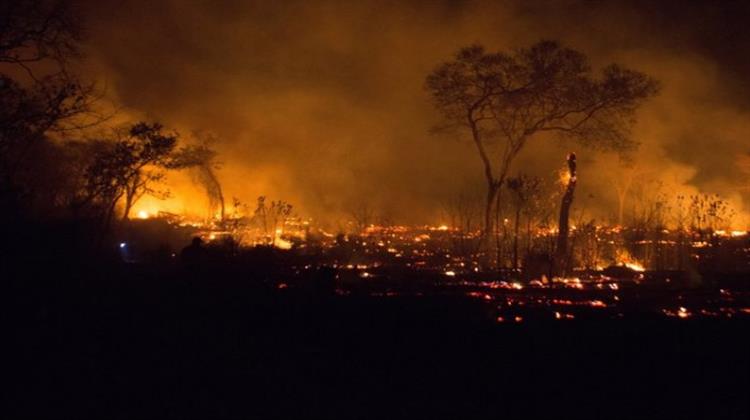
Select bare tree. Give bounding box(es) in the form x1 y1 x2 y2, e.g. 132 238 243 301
425 41 659 244
0 1 108 221
0 0 103 138
612 160 641 226
0 0 81 73
253 196 293 246
441 189 483 257
506 174 543 270
170 133 224 222
349 201 374 233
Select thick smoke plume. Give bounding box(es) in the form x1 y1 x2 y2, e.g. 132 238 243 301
76 0 750 227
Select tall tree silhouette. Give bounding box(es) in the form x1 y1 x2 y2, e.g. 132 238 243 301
0 1 103 219
555 153 577 276
426 41 659 244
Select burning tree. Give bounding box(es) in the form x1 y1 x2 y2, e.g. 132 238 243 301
425 41 659 245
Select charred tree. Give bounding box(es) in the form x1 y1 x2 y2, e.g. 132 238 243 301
555 153 577 276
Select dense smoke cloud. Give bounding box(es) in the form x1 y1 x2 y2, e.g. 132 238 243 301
75 0 750 227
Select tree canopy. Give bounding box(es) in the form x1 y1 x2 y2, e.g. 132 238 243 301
426 40 660 240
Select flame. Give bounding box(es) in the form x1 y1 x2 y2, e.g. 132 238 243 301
624 262 645 272
558 168 572 185
274 237 293 250
615 250 646 272
137 210 149 219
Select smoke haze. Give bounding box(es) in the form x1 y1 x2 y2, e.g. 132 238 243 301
75 0 750 227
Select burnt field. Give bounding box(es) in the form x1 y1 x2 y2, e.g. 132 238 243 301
5 261 749 419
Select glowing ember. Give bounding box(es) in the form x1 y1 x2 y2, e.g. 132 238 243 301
528 280 545 288
555 311 575 320
662 307 693 319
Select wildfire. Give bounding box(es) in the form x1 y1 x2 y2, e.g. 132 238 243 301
623 262 645 272
615 250 646 272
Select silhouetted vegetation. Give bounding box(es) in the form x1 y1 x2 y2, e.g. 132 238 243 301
2 3 749 419
426 41 660 245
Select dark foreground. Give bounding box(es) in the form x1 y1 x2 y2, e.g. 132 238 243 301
4 264 749 419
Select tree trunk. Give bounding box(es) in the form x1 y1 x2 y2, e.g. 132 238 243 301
483 182 498 245
121 174 142 222
555 153 577 277
122 189 134 222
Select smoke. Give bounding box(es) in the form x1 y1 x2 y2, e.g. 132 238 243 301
75 0 750 227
